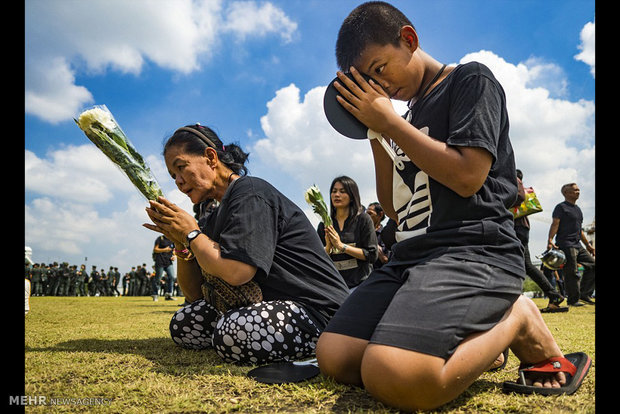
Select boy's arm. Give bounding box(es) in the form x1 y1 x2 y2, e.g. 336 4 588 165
336 68 492 198
382 115 493 198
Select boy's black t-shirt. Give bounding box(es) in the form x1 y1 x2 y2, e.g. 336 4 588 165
390 61 525 277
202 176 350 327
552 201 583 248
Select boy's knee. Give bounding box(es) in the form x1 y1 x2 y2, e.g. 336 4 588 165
361 345 448 411
316 332 367 386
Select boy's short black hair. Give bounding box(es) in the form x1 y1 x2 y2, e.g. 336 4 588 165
336 1 414 71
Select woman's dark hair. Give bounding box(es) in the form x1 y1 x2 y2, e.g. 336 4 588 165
336 1 414 71
163 124 249 176
329 175 363 221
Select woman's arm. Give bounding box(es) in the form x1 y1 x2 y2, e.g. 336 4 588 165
325 225 367 261
174 256 203 302
144 197 257 286
187 233 257 286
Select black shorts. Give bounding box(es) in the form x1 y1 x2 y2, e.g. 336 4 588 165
323 255 523 359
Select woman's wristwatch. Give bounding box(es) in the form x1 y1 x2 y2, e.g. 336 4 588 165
185 229 202 251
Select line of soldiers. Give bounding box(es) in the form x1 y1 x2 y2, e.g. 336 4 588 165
24 262 172 297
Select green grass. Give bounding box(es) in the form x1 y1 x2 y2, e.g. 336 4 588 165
25 296 595 413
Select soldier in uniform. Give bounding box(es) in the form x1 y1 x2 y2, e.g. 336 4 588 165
57 262 70 296
40 263 48 296
47 262 59 296
76 264 87 296
31 263 43 296
89 265 99 296
122 271 130 296
100 268 110 296
136 264 148 296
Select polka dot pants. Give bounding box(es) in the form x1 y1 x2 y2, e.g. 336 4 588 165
169 299 322 365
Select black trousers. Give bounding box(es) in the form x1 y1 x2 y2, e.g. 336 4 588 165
560 245 595 304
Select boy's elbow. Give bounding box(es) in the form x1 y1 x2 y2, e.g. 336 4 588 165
451 176 485 198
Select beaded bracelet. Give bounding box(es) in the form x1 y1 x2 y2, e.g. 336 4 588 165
174 248 195 261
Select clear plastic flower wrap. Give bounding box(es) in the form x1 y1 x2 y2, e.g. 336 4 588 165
75 105 163 201
304 184 332 227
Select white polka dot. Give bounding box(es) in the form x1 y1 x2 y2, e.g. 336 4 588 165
230 312 239 320
285 324 293 333
290 303 300 313
191 330 201 337
245 323 254 332
175 312 185 321
276 312 285 320
195 315 204 322
261 311 269 318
193 324 204 331
274 332 284 342
261 340 272 351
252 342 261 351
223 335 234 346
252 331 261 340
238 316 246 325
237 330 247 341
231 346 242 354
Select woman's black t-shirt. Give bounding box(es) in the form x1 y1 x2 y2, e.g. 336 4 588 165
317 212 378 288
202 176 349 327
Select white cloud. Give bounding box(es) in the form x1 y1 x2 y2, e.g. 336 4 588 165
222 1 298 43
25 0 297 123
575 21 595 77
24 58 94 124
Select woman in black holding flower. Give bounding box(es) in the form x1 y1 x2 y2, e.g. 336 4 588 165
144 124 348 364
318 176 378 290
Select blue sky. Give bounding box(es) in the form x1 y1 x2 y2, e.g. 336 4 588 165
25 0 595 272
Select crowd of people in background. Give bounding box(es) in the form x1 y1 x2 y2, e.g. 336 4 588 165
24 261 181 299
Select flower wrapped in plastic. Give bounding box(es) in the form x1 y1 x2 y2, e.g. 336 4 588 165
75 105 163 201
304 185 332 227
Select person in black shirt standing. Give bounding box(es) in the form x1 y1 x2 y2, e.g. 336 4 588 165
143 123 349 364
547 183 595 306
318 176 378 289
152 235 176 301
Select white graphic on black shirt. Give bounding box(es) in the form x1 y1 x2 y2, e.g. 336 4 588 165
392 126 433 242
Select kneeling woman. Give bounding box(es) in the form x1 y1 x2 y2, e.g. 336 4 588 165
144 124 349 364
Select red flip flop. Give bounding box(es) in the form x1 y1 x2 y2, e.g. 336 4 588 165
502 352 591 395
